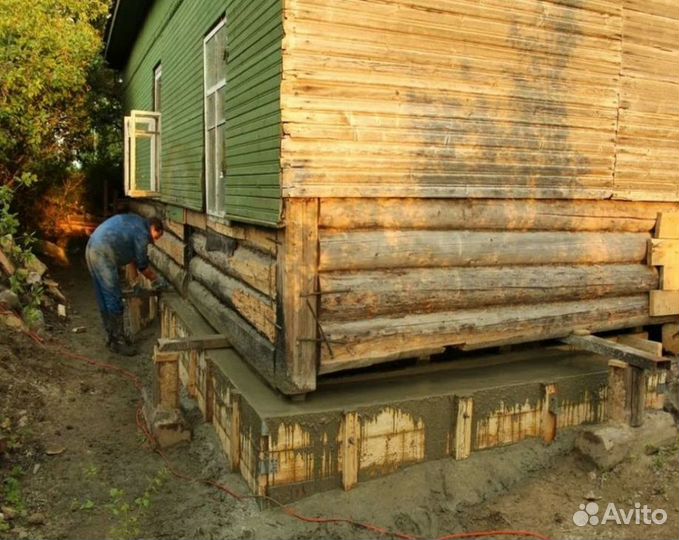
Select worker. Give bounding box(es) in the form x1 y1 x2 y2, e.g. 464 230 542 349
86 213 166 356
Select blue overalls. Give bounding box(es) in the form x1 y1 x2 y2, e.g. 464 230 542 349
85 214 152 319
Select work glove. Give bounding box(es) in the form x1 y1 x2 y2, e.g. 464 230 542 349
151 276 170 291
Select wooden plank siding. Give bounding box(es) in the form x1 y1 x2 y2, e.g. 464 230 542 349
280 0 679 202
123 0 283 224
613 1 679 200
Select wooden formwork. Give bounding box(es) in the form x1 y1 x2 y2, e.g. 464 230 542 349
155 293 671 503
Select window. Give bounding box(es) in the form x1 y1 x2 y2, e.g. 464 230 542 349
153 64 162 111
204 19 226 216
123 110 161 197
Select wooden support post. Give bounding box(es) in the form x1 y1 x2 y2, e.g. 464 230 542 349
204 354 214 424
662 323 679 355
229 392 241 473
279 198 319 394
649 212 679 316
153 346 180 410
188 350 198 397
453 396 473 460
606 359 646 427
341 411 359 491
629 365 646 428
607 359 631 424
541 384 558 444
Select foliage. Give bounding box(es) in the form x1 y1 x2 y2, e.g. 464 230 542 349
107 468 169 540
0 0 111 189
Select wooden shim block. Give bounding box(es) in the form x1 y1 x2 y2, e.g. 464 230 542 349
608 361 631 424
341 411 359 491
662 323 679 355
660 266 679 291
629 366 646 428
647 238 679 267
649 290 679 316
279 199 319 393
230 393 241 473
655 212 679 238
453 396 473 460
157 335 231 352
541 384 558 444
562 334 669 370
616 335 663 356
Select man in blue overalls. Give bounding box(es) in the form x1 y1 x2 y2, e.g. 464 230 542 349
86 214 165 355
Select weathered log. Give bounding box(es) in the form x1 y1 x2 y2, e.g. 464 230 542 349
186 280 276 385
148 245 187 293
320 264 658 320
318 295 674 372
155 231 185 267
319 199 676 232
189 257 276 342
192 232 276 299
320 231 650 271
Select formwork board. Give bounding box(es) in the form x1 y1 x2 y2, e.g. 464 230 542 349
158 293 667 503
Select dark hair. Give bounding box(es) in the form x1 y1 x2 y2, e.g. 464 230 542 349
149 217 164 232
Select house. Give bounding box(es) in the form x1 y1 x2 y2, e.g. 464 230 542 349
105 0 679 399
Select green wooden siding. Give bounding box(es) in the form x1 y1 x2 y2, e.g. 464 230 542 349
122 0 282 225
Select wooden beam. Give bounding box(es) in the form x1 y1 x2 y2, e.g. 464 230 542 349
648 238 679 267
157 335 231 352
629 366 646 428
229 392 241 473
562 334 670 370
153 347 180 410
615 335 663 356
279 198 319 394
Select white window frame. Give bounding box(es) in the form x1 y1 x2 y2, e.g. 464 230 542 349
203 18 227 217
123 109 161 197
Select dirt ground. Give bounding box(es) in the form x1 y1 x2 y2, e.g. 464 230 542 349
1 256 678 540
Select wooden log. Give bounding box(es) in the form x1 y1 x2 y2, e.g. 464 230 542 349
164 219 185 240
207 218 278 257
278 199 319 394
563 334 669 370
155 231 186 267
319 199 675 233
318 295 675 372
189 257 276 342
192 232 276 299
319 231 650 271
148 245 187 293
320 264 658 320
187 280 277 387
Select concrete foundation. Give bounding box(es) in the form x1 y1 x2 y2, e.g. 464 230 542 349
155 293 670 503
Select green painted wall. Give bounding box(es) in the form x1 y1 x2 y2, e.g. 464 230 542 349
123 0 282 225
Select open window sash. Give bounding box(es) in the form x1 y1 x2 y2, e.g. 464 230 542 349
124 110 161 198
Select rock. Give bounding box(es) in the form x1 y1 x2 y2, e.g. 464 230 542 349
576 411 678 470
0 289 20 310
0 312 28 332
584 490 601 501
71 326 87 334
1 506 16 520
23 253 47 277
27 512 45 526
25 272 41 285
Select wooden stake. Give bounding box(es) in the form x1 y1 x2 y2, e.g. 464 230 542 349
229 392 241 473
153 346 180 410
453 396 473 460
341 411 359 490
541 384 558 444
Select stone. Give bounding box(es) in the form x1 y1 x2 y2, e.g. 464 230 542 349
1 506 16 520
27 513 45 526
0 312 27 332
0 289 20 311
23 254 47 277
576 411 678 470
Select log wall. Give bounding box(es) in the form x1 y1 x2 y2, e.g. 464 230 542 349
280 0 679 202
316 198 679 373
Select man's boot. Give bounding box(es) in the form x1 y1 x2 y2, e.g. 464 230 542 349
108 313 137 356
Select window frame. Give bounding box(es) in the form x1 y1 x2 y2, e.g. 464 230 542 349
123 109 161 198
203 18 227 217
